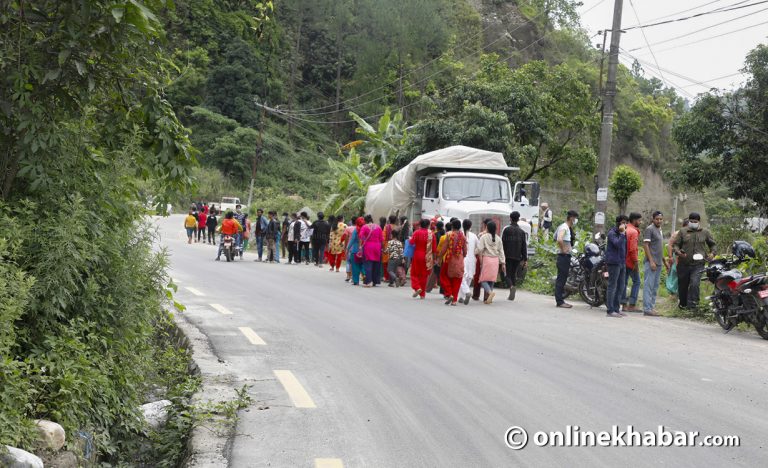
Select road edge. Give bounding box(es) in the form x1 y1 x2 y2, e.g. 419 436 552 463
173 311 240 467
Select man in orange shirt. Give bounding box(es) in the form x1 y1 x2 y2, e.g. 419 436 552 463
621 212 643 312
215 212 242 261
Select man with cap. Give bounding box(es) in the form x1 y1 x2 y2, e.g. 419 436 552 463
673 212 716 309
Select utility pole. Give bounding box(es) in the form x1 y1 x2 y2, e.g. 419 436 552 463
247 103 266 208
594 0 624 234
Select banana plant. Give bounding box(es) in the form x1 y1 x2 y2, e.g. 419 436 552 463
323 147 391 215
348 108 408 171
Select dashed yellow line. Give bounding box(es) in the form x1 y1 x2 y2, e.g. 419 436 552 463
238 327 266 345
210 303 233 315
273 370 316 408
315 459 344 468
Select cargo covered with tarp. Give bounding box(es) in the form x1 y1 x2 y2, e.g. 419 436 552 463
364 145 515 219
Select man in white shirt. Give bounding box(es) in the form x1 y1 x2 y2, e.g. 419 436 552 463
519 217 532 244
540 202 553 239
554 210 578 308
519 188 529 206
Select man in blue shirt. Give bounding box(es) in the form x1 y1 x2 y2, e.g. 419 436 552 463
605 215 628 318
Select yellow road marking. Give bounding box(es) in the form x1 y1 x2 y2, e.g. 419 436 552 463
273 370 316 408
210 303 233 315
315 459 344 468
238 327 266 345
185 286 205 296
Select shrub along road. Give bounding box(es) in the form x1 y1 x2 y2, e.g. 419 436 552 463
156 215 767 467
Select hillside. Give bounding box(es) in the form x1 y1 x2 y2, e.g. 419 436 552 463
162 0 691 218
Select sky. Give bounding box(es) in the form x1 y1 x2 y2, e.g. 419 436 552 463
578 0 768 100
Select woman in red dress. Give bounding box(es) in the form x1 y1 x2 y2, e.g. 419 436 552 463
408 218 436 299
438 218 467 306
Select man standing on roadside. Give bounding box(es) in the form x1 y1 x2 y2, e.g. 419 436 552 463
674 212 716 309
642 211 664 316
502 211 528 301
280 212 290 260
263 211 280 263
233 204 248 259
606 215 628 318
540 202 553 240
621 212 642 312
252 208 268 262
554 210 578 308
310 212 331 267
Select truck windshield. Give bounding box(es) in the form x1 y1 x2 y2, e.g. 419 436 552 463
442 177 509 202
222 198 239 204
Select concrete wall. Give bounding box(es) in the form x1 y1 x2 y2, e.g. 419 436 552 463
538 155 706 233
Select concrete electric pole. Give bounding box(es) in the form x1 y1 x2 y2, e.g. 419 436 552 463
594 0 624 233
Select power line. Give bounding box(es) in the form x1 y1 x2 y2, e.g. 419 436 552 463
628 0 668 89
619 50 750 98
623 0 768 31
627 4 768 52
633 17 768 56
626 0 731 26
678 71 745 88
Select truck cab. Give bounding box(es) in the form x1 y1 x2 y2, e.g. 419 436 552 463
414 170 511 234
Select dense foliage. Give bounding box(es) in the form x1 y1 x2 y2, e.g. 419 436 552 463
0 0 196 462
672 45 768 215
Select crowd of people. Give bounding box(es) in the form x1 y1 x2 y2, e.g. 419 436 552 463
551 209 716 316
183 202 535 306
184 201 717 313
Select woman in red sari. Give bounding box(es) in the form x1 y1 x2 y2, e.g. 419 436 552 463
408 218 435 299
438 218 467 306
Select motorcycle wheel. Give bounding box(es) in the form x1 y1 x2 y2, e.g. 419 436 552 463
579 277 603 307
753 310 768 340
714 310 734 331
224 247 232 262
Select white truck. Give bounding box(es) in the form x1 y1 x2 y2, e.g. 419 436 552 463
365 145 540 234
219 196 241 213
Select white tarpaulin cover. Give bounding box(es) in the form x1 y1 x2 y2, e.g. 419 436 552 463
365 145 509 219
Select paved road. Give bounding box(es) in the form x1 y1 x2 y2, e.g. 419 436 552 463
156 215 767 468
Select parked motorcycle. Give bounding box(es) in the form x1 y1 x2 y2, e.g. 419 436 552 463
578 234 608 307
562 245 584 299
222 234 236 262
704 241 768 339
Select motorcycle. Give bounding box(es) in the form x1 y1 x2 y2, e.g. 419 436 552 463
222 234 236 262
578 233 608 307
704 241 768 340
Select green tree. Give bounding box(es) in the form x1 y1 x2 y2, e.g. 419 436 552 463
0 1 198 458
401 56 599 181
672 45 768 214
609 164 643 213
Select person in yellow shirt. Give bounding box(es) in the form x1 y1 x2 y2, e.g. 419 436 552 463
184 211 197 244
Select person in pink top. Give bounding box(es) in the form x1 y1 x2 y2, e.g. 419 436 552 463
621 212 643 311
360 214 383 287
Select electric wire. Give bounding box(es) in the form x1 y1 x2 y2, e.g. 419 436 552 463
623 0 768 31
628 0 668 89
632 17 768 56
626 4 768 52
